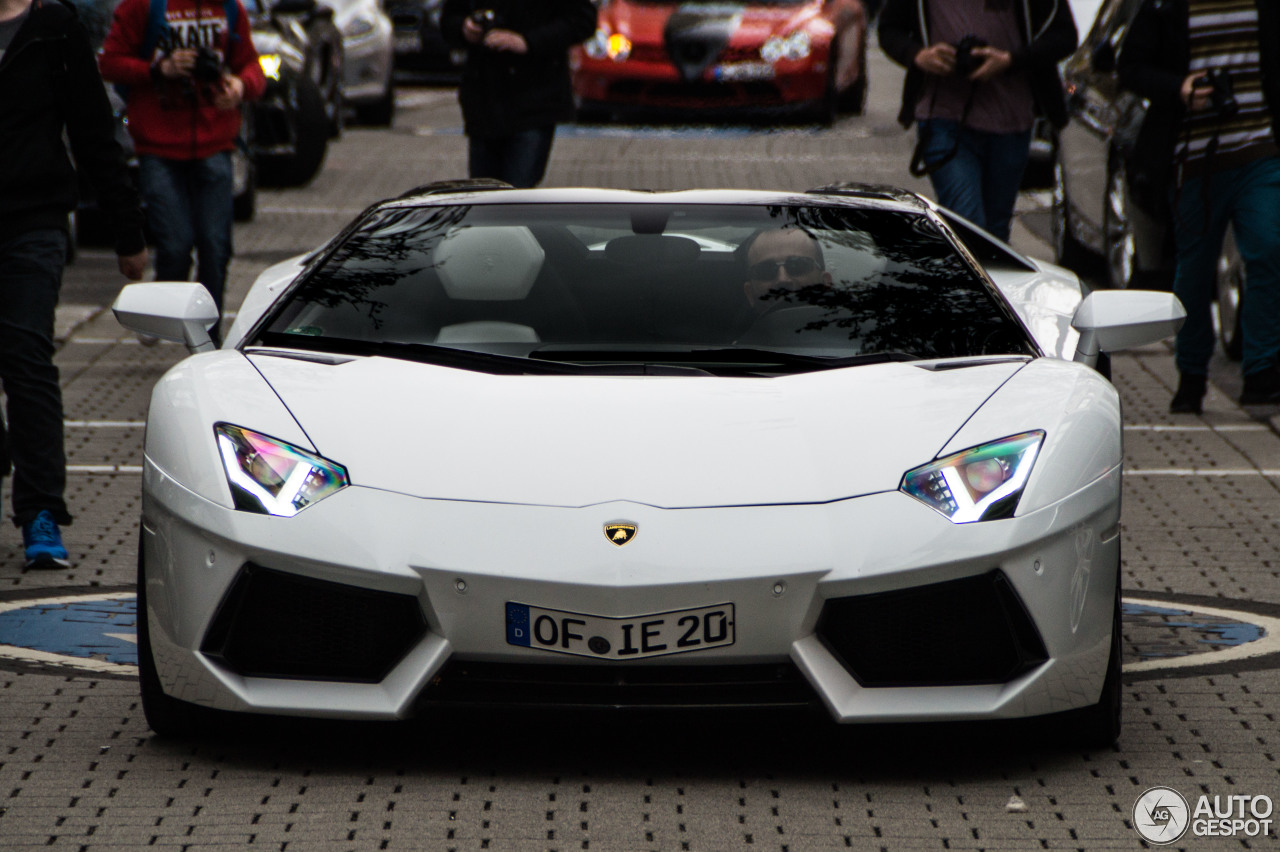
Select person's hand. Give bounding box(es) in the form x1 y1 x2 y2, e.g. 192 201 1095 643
967 46 1012 81
118 249 148 281
157 48 197 78
1181 71 1212 110
212 73 245 110
462 16 485 44
914 42 956 76
484 28 527 54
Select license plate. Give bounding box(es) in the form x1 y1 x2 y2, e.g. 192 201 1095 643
394 33 422 53
506 602 735 660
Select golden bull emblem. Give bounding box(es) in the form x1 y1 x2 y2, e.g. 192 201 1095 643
604 523 637 546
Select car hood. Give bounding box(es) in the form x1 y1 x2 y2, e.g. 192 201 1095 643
248 353 1025 508
606 0 821 45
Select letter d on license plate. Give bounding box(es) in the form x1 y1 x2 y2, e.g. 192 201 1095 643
506 602 735 660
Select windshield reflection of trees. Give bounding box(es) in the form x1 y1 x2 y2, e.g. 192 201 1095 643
757 208 1029 358
281 207 467 334
272 205 1028 359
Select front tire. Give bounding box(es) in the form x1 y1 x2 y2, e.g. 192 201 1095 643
257 74 329 188
1051 156 1091 272
355 77 396 127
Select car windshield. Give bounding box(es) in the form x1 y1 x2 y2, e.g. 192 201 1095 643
256 202 1034 376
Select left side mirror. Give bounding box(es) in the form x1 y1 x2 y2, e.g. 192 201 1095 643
113 282 219 354
1071 289 1185 367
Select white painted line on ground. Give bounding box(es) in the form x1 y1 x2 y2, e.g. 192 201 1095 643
1126 468 1280 476
67 465 144 474
65 420 145 428
1123 597 1280 673
258 206 366 215
1125 424 1270 432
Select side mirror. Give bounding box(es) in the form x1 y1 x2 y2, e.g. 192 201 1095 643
113 282 219 354
1071 289 1185 368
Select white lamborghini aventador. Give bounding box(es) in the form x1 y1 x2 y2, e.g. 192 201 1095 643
113 181 1184 744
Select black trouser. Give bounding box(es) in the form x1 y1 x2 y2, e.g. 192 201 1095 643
0 229 71 528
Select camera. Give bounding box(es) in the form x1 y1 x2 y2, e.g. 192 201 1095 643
953 34 988 78
191 46 223 84
469 9 502 32
1201 68 1239 118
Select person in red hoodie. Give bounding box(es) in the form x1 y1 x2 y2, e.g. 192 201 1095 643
99 0 264 343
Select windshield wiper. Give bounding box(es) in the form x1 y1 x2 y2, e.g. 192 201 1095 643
529 347 921 372
255 332 648 376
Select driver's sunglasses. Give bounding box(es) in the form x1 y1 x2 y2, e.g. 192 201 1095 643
747 255 820 281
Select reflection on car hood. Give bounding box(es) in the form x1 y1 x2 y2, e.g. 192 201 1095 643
248 353 1025 508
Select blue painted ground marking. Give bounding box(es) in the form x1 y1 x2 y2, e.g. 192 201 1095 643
0 597 138 665
1123 602 1266 656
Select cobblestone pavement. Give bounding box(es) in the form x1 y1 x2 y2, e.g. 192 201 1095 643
2 51 1280 851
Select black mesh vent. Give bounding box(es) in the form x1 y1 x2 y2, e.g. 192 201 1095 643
817 570 1048 687
202 564 426 682
420 661 818 709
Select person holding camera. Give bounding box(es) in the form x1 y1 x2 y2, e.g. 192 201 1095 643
878 0 1076 242
441 0 596 188
1 0 147 570
99 0 265 342
1118 0 1280 412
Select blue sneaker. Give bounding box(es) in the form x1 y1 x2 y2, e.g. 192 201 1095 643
22 510 70 570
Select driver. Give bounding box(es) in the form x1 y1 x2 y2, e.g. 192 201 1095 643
741 225 833 310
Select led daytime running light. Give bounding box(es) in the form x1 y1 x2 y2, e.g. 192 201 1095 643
215 424 349 517
900 431 1045 523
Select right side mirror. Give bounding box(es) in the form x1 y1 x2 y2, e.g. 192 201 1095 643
1071 289 1186 368
113 282 219 354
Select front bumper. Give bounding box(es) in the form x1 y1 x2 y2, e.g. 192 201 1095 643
573 58 827 112
141 458 1120 723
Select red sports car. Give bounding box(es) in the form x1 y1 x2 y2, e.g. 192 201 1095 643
571 0 867 124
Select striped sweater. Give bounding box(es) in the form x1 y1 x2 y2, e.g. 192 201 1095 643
1177 0 1279 175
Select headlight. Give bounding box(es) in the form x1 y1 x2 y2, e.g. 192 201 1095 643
583 27 630 61
761 30 811 63
258 53 282 81
215 424 349 517
900 431 1045 523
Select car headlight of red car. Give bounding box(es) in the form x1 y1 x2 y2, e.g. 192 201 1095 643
761 31 811 63
584 27 631 62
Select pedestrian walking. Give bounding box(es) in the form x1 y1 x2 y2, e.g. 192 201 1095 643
878 0 1077 242
98 0 264 344
0 0 147 570
1118 0 1280 413
441 0 596 188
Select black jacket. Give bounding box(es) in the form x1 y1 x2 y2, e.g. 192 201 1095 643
0 0 144 255
878 0 1077 129
441 0 596 138
1117 0 1280 181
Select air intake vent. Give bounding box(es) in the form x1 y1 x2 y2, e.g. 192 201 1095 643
202 564 426 682
817 570 1048 687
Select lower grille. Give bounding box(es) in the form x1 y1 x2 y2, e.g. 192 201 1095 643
420 661 818 709
202 564 426 682
817 570 1049 687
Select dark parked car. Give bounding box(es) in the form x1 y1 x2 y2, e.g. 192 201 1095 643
384 0 462 79
1051 0 1245 356
246 0 345 186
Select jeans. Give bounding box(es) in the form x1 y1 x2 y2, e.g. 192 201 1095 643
468 127 555 189
137 152 234 331
0 229 71 527
917 119 1032 243
1171 156 1280 377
